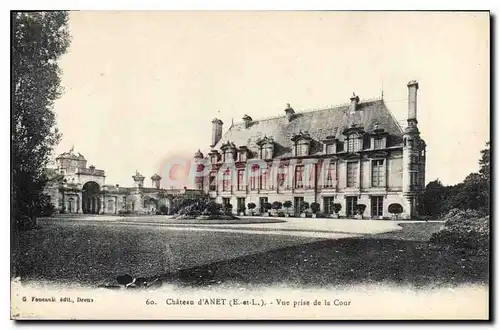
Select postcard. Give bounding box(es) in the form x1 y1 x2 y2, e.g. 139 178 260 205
10 10 490 320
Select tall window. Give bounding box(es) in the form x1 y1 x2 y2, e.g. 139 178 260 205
324 162 336 188
295 165 304 189
222 168 231 191
371 159 385 187
238 152 247 162
373 138 384 149
326 143 335 154
278 165 287 188
259 168 269 190
237 169 245 191
347 137 361 152
250 165 259 190
346 162 358 187
209 172 217 191
346 196 358 217
323 196 335 214
371 196 384 217
211 155 218 164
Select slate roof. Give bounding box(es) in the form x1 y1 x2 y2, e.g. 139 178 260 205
212 99 404 158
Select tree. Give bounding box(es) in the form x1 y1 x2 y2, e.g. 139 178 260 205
272 201 282 210
310 202 320 214
247 202 256 215
356 204 366 216
283 200 292 214
12 12 71 230
479 141 490 182
333 203 342 215
423 179 445 218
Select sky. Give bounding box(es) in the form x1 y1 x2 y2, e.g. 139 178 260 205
51 11 490 187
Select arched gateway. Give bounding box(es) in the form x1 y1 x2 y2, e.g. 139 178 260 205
82 181 101 214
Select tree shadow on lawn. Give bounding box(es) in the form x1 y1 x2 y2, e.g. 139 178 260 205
158 226 489 289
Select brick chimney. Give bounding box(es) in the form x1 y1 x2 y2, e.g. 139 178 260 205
407 80 419 125
211 118 223 147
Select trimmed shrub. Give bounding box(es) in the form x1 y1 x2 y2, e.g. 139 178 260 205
223 203 233 215
333 203 342 214
356 204 367 215
301 202 310 213
310 202 320 213
263 202 272 212
388 203 403 219
247 202 256 214
272 201 283 210
283 200 293 212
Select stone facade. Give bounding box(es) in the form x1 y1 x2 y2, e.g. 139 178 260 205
44 149 203 215
193 80 427 219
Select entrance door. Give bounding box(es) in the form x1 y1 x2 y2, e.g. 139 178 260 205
346 196 358 217
82 181 101 214
259 197 268 213
294 197 304 215
237 197 246 212
371 196 384 218
323 197 334 214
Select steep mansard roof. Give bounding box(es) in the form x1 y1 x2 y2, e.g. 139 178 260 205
213 99 404 158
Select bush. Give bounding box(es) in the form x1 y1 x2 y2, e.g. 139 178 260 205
430 209 489 255
310 202 320 213
272 201 282 210
277 211 286 217
301 202 310 213
333 203 342 214
283 200 293 212
41 203 55 217
388 203 403 219
263 202 272 212
158 205 169 215
223 203 233 215
247 202 256 212
356 204 366 215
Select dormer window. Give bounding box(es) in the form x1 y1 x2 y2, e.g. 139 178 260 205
238 152 247 162
373 138 384 149
220 141 236 163
323 136 337 155
347 136 361 152
291 131 312 157
342 124 365 153
326 143 336 155
209 151 220 164
370 126 388 150
256 136 275 160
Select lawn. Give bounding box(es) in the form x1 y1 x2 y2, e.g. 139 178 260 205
11 222 320 286
168 222 488 288
11 221 489 289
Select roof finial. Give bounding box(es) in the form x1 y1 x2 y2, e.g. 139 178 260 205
69 145 74 153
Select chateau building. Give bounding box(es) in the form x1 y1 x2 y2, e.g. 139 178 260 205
193 80 426 219
44 148 202 215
